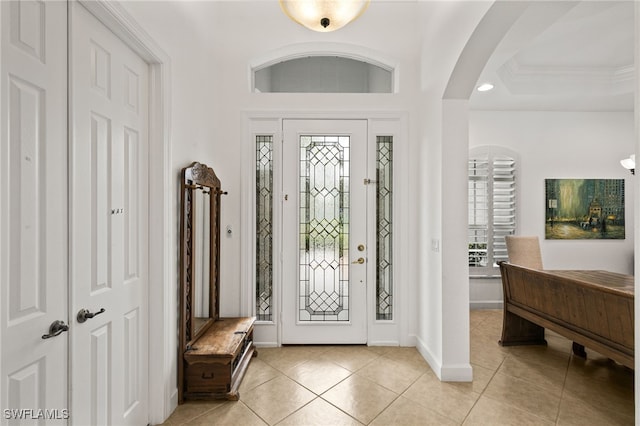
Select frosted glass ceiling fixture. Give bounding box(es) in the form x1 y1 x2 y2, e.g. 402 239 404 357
279 0 370 32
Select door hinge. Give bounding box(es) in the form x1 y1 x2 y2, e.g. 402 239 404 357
364 178 378 185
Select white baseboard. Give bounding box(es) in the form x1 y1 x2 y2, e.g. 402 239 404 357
440 363 473 381
470 301 503 310
165 388 178 424
254 341 279 348
254 340 405 347
368 340 400 347
415 336 441 376
415 336 473 382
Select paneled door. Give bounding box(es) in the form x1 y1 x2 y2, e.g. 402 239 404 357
281 119 368 344
0 0 69 422
69 3 149 425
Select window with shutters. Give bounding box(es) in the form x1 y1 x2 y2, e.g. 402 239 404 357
468 147 517 276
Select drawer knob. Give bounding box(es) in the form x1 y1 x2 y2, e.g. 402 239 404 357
201 372 214 380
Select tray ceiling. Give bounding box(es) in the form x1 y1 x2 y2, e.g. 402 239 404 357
470 1 634 111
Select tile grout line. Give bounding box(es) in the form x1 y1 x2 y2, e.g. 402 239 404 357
240 373 289 425
256 349 383 425
366 369 431 425
177 400 230 426
458 354 507 425
274 370 355 425
318 351 389 425
280 359 377 425
554 351 572 425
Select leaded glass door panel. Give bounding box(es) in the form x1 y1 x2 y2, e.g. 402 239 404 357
282 119 368 343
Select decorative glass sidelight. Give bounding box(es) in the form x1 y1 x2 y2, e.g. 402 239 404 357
299 135 350 321
376 136 393 320
256 136 273 321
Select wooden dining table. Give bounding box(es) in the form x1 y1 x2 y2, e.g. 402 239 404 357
498 262 635 369
546 269 634 294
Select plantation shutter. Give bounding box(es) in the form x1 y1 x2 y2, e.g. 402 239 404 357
469 148 517 275
468 156 489 268
492 156 516 266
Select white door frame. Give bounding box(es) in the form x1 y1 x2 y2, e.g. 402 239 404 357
74 1 173 423
243 111 411 349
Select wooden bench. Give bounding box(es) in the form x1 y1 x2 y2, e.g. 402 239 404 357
183 317 256 400
498 261 634 369
178 162 256 402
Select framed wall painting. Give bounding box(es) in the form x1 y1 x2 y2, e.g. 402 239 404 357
545 178 625 240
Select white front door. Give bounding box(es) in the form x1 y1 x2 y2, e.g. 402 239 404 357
69 3 149 425
0 0 69 422
281 119 368 344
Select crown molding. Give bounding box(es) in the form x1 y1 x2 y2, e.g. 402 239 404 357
498 57 634 96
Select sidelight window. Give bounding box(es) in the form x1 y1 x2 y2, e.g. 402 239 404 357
376 136 393 320
256 135 273 321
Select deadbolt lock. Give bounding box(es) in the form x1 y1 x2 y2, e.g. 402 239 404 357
357 244 365 252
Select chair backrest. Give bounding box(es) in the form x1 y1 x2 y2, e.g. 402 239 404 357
505 236 543 270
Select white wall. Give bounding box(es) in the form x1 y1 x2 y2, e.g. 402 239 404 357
120 1 225 414
417 1 494 380
469 110 635 307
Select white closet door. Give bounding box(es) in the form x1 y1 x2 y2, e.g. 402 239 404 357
69 3 149 425
0 0 69 422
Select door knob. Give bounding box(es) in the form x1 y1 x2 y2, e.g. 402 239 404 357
77 308 106 323
351 257 365 264
42 320 69 339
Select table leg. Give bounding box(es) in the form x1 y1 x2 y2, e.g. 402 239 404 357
572 342 587 358
499 310 547 347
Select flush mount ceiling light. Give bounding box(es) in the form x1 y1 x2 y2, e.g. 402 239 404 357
476 83 495 92
279 0 370 32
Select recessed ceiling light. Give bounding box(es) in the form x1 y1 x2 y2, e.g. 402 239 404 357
476 83 494 92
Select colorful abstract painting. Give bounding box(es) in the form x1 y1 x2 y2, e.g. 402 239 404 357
545 179 625 240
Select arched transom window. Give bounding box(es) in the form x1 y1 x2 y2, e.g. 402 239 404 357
253 55 394 93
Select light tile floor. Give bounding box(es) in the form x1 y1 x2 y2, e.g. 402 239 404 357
162 310 634 425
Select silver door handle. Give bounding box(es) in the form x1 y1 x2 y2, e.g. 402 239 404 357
77 308 106 323
42 320 69 339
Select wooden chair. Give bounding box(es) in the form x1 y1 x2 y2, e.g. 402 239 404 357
504 236 543 270
502 235 586 357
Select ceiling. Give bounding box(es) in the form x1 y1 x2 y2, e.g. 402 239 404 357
469 1 634 111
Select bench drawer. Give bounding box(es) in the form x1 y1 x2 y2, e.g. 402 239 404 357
185 362 231 394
